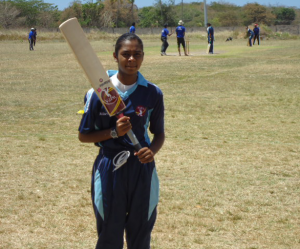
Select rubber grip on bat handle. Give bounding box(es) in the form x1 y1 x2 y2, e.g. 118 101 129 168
116 113 142 151
127 129 143 151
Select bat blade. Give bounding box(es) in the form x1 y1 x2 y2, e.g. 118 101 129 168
59 17 125 116
59 17 141 151
206 43 211 54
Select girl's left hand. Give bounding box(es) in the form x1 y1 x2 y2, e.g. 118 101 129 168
134 147 155 164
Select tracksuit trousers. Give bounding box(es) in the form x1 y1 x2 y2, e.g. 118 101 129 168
91 148 159 249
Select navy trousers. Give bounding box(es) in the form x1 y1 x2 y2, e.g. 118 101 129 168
91 148 159 249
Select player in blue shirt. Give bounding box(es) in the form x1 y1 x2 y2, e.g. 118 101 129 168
253 23 260 45
33 28 37 46
176 20 188 56
129 22 136 33
78 33 165 249
161 23 173 56
246 26 254 47
28 28 35 51
207 23 214 54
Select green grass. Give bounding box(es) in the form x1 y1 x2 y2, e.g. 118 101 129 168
1 37 300 248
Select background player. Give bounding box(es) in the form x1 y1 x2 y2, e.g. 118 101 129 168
160 23 173 56
207 23 214 54
246 26 254 47
28 28 35 51
253 23 260 45
176 20 188 56
129 22 136 33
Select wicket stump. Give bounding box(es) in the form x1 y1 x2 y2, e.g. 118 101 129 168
186 40 190 55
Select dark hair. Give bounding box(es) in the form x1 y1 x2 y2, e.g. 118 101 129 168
132 22 135 26
207 23 211 26
164 23 168 28
115 33 143 55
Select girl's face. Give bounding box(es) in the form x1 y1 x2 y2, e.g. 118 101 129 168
114 39 144 77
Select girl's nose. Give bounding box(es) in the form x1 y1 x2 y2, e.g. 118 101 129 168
128 55 135 61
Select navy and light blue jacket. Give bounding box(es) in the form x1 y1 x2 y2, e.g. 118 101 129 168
207 26 214 38
79 70 164 150
247 28 254 37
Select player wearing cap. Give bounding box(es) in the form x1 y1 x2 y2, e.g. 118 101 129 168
253 24 260 45
176 20 188 56
28 28 35 51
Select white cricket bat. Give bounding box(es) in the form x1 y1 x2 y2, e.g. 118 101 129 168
59 17 142 151
206 43 211 54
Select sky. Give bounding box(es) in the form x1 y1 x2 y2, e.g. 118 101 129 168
44 0 300 11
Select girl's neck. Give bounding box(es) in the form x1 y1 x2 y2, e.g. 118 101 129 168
117 72 138 86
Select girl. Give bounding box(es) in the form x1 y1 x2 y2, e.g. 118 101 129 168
78 33 165 249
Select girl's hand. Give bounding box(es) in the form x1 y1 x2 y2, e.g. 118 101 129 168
116 116 132 137
134 147 155 164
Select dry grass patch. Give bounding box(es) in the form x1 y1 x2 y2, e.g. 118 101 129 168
1 38 300 248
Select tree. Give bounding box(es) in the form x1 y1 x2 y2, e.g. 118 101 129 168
59 7 78 24
81 1 104 27
177 2 204 27
101 0 122 27
0 1 21 28
216 10 239 26
128 0 135 21
138 6 157 27
242 3 275 25
209 1 240 27
273 7 296 25
7 0 58 26
153 0 176 27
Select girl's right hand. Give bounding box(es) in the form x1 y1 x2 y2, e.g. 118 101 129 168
116 116 132 136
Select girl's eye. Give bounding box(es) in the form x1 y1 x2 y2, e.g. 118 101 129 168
121 53 142 58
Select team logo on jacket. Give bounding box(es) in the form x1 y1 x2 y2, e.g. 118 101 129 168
135 106 147 117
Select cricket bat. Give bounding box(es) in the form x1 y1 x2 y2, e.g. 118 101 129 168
206 43 211 54
59 17 142 151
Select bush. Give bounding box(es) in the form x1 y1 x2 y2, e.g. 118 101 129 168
232 30 239 39
274 32 299 40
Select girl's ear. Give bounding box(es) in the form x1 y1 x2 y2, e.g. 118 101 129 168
113 52 118 62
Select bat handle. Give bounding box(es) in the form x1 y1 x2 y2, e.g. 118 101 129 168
127 129 142 151
117 113 142 151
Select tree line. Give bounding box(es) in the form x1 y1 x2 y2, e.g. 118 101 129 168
0 0 298 29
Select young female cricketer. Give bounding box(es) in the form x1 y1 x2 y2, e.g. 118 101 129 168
78 33 165 249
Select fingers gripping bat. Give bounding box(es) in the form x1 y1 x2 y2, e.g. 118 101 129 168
59 17 142 151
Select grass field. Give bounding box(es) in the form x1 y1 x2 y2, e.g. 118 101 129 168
1 34 300 249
